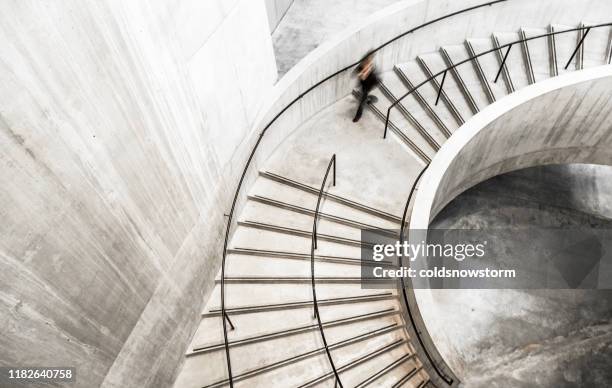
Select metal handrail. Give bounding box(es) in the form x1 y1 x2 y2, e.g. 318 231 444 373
310 154 342 387
383 22 612 138
218 2 509 387
396 166 457 385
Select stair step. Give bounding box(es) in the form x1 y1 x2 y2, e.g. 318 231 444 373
199 322 406 388
378 71 448 150
204 289 397 316
222 253 360 279
239 201 367 243
354 352 413 388
258 171 402 223
581 22 612 68
204 317 403 380
520 27 552 82
492 32 530 92
352 90 432 164
247 195 391 232
375 77 441 151
416 52 472 123
466 38 510 100
297 336 409 388
237 220 369 247
227 247 361 266
190 307 399 355
518 29 537 85
550 23 580 73
230 225 362 258
394 62 456 138
190 298 402 355
440 45 488 114
219 276 364 284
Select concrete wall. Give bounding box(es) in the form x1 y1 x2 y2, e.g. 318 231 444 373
0 0 276 387
265 0 294 33
428 165 612 387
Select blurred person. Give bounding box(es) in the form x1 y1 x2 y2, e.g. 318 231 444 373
353 52 379 122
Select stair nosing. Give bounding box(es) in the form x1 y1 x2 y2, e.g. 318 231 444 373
416 55 465 126
189 307 399 356
377 81 441 151
203 291 397 316
351 90 431 164
439 46 480 114
464 40 497 103
200 323 405 388
393 65 453 138
259 171 402 223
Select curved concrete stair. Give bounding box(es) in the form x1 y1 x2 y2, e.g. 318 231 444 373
174 19 612 388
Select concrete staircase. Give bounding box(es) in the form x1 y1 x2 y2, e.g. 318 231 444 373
366 23 612 164
173 22 612 388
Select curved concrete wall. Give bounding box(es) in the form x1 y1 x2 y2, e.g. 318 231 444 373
408 65 612 379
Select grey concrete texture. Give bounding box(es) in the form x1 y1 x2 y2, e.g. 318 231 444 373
0 0 276 387
428 73 612 221
272 0 402 76
265 0 295 33
429 164 612 387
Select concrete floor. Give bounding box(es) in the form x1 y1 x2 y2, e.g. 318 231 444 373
272 0 402 77
427 164 612 387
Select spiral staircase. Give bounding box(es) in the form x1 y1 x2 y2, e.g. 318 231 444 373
173 18 612 388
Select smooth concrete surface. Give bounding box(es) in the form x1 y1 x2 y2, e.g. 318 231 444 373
428 164 612 387
264 95 424 216
409 67 612 385
245 0 612 234
0 1 276 387
265 0 294 33
412 66 612 227
179 15 611 386
272 0 402 76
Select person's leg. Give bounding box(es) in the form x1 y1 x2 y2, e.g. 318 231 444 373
352 82 368 122
364 80 378 103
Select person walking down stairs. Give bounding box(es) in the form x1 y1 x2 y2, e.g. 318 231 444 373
353 52 379 122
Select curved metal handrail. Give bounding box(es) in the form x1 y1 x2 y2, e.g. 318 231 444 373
219 2 509 386
396 166 457 385
383 22 612 138
310 154 342 387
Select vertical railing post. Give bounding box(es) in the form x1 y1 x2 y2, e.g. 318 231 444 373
332 155 336 187
383 109 391 139
494 44 512 83
435 70 447 106
224 312 235 331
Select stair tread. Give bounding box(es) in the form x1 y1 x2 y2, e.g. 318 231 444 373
205 284 396 314
581 22 612 68
492 31 531 91
417 51 474 124
466 37 510 100
365 83 438 161
551 23 580 73
394 61 458 137
250 176 400 229
441 44 491 111
521 27 552 83
239 200 368 242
